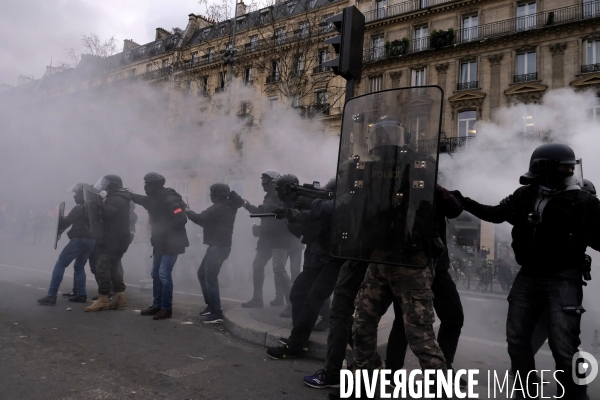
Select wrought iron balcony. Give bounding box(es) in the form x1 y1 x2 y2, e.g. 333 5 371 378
313 64 331 74
457 81 478 91
266 74 281 83
364 0 457 23
363 1 600 62
214 87 226 93
514 72 538 83
439 131 551 153
142 66 172 80
581 63 600 73
439 136 476 153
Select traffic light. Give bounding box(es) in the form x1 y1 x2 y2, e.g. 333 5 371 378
322 6 365 82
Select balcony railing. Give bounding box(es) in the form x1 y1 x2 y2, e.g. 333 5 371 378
244 79 254 86
514 72 538 83
214 86 226 93
582 63 600 73
364 0 457 23
439 136 476 153
142 66 172 80
266 74 281 83
363 2 600 62
313 64 331 74
457 81 478 91
439 131 551 153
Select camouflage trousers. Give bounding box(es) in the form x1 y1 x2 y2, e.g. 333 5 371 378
352 262 447 371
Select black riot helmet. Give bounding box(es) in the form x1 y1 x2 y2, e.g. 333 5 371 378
67 183 90 204
582 179 597 196
210 182 230 203
324 178 336 191
261 170 280 192
143 172 166 196
368 116 407 154
94 174 123 193
519 144 582 190
275 174 299 203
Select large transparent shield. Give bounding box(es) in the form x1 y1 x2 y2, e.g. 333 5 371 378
54 202 65 250
330 86 444 267
83 185 104 241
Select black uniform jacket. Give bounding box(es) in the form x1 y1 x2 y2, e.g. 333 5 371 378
464 185 600 277
131 188 189 255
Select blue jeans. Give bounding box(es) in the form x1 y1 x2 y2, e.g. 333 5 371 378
197 246 231 318
151 254 178 310
507 272 586 400
48 238 95 297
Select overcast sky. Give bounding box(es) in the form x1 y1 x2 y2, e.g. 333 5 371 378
0 0 209 85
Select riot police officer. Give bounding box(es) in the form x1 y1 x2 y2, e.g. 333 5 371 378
454 144 600 400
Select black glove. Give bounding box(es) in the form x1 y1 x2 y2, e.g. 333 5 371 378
449 190 465 203
273 207 288 219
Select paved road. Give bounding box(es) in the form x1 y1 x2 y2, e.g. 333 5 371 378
2 234 600 399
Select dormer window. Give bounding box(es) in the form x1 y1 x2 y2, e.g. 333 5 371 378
139 47 146 55
202 28 211 38
155 41 162 51
287 2 296 14
125 52 131 59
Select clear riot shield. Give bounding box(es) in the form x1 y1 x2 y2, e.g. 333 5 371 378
330 86 444 267
54 202 65 250
83 185 104 241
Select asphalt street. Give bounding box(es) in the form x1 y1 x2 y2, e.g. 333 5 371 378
2 233 600 399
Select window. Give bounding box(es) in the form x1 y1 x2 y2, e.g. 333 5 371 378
220 24 226 35
515 51 536 81
202 28 211 38
316 90 328 105
318 49 328 65
299 22 310 39
420 0 430 7
125 52 131 59
517 2 537 31
201 76 209 95
372 36 385 60
517 106 536 133
139 47 146 55
146 64 152 73
249 35 258 51
155 41 162 51
369 75 383 93
175 181 189 195
130 68 136 77
272 60 281 80
294 54 305 75
292 93 301 108
586 39 600 65
414 26 428 51
309 0 317 8
219 71 226 88
244 67 253 84
411 68 426 86
321 14 334 32
287 2 296 14
376 0 387 19
208 48 215 62
584 0 600 18
275 28 286 45
590 97 600 122
226 42 232 50
269 96 279 110
260 9 271 23
162 59 170 68
240 101 252 115
459 61 477 89
191 51 199 66
458 111 477 137
462 15 478 42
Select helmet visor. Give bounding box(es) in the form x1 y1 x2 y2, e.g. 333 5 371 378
67 184 82 194
369 121 405 151
93 177 111 191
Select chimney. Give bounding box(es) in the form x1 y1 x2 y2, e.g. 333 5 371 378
236 1 247 16
123 39 140 52
155 27 170 40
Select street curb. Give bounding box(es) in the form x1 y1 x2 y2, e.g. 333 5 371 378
224 307 390 361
